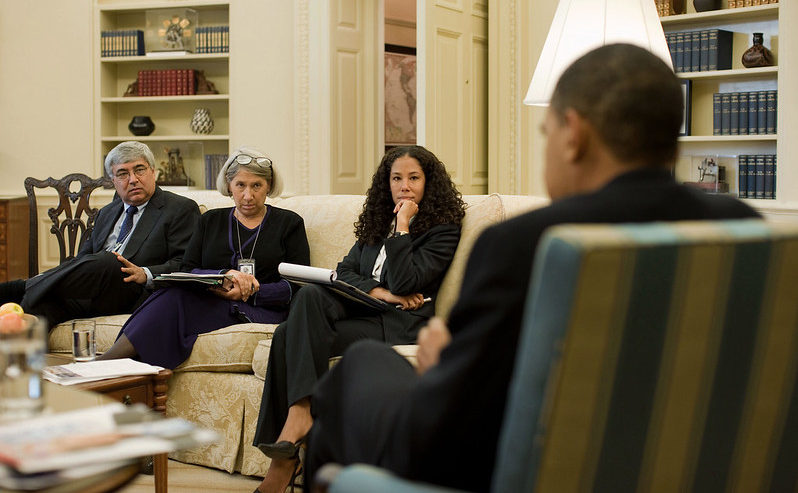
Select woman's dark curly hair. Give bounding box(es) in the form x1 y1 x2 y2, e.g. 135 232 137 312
354 145 466 245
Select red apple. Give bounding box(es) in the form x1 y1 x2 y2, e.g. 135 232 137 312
0 312 25 334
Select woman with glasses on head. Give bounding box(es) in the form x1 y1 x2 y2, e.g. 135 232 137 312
251 145 466 493
98 147 310 369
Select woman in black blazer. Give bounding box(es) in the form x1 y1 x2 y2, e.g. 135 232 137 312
252 145 466 493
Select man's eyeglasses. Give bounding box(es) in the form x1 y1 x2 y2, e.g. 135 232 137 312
235 155 272 167
113 165 150 181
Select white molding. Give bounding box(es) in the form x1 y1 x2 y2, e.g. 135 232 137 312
294 0 311 195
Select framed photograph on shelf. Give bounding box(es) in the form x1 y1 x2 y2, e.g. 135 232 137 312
384 44 417 148
679 79 692 137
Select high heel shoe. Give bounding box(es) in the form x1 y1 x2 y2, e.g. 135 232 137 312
257 436 306 460
254 456 302 493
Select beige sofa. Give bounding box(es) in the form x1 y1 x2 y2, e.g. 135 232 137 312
47 192 548 476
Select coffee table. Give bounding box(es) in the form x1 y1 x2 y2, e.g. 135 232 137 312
45 354 173 493
2 383 142 493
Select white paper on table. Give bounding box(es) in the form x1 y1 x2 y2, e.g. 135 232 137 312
42 358 163 385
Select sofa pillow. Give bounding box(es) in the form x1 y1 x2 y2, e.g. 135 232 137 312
176 323 277 373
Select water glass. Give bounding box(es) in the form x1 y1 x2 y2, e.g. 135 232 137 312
72 319 96 362
0 314 46 420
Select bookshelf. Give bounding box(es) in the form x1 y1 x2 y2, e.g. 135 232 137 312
661 3 791 211
94 1 230 188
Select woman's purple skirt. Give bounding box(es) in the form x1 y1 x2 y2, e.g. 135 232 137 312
121 287 287 369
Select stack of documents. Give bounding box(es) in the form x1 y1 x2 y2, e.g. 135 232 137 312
43 358 163 385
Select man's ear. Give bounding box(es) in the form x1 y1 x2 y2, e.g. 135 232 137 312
561 108 589 164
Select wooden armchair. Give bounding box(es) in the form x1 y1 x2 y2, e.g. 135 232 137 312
24 174 113 277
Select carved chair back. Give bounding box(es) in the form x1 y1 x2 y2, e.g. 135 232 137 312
24 174 113 277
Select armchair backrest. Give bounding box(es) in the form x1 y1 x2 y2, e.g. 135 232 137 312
24 174 113 277
494 219 798 492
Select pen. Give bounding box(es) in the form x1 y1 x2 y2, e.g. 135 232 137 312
396 297 432 309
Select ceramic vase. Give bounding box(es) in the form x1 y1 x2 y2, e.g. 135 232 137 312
693 0 721 12
741 33 775 68
190 108 214 135
128 116 155 136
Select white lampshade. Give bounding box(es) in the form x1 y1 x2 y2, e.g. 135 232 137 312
524 0 672 106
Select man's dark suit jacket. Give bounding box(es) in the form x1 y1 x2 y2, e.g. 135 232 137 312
22 186 200 312
310 168 761 492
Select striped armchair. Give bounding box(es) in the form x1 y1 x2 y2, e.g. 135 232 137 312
327 219 798 493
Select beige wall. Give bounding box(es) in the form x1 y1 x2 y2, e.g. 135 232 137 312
0 1 95 196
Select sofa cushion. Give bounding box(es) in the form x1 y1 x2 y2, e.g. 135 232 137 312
176 323 276 373
252 339 271 381
48 314 129 354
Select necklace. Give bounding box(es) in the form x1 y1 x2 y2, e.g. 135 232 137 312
235 212 263 262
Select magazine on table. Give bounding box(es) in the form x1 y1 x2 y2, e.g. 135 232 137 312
278 263 389 311
42 358 163 386
0 403 218 476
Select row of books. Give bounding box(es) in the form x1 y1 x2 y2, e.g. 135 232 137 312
655 0 681 16
196 26 229 54
666 29 732 73
204 154 229 189
100 30 145 57
738 154 776 199
729 0 777 7
136 69 196 97
713 90 777 136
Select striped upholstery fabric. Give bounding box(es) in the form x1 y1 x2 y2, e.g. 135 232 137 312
494 219 798 493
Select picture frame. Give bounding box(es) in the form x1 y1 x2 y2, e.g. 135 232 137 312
679 79 692 137
384 44 417 147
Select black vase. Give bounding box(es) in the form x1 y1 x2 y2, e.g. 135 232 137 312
128 116 155 136
693 0 721 12
741 33 775 68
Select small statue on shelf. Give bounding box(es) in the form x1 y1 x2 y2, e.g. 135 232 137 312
156 147 194 186
195 70 219 95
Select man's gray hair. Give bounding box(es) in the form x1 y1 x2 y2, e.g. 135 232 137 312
104 141 156 177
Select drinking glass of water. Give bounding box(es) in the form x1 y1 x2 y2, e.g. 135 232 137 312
72 319 96 362
0 314 46 420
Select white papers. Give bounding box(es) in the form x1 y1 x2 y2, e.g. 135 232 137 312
0 404 218 474
42 359 163 386
278 263 337 283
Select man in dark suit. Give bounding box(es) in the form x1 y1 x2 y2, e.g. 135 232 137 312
304 44 760 492
0 141 200 329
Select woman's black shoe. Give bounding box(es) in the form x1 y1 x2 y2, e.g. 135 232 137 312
257 436 305 460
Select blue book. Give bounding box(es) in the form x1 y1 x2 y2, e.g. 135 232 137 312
757 91 767 135
708 29 733 71
699 30 709 72
713 93 722 135
738 155 748 199
746 155 757 199
766 90 777 134
690 31 701 72
738 92 748 135
754 155 765 199
747 92 758 135
729 92 739 136
675 32 685 73
721 93 731 136
764 154 775 199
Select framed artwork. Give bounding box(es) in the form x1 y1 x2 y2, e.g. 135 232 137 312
679 79 692 137
385 44 417 147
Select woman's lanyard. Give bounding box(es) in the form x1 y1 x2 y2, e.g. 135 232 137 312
235 216 262 275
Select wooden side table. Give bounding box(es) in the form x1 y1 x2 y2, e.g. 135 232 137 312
45 354 173 493
0 196 28 282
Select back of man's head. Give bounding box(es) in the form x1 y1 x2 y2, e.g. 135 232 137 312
550 43 682 169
